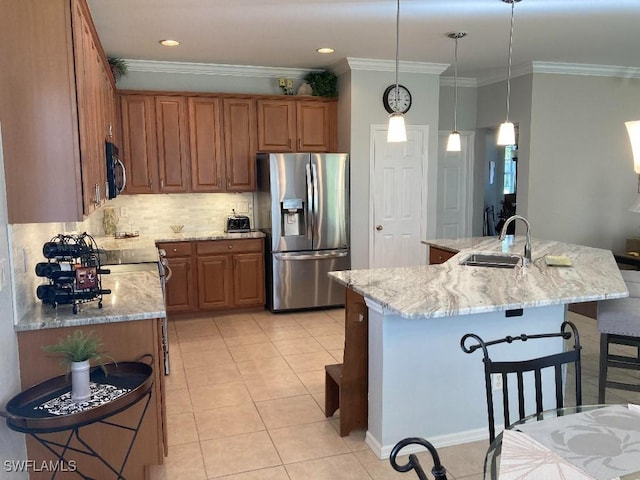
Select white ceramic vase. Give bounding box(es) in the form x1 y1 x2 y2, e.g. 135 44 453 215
71 359 91 403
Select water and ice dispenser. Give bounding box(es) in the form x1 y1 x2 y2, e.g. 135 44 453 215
281 198 305 236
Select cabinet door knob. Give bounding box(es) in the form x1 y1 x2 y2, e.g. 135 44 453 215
228 245 233 249
376 225 383 231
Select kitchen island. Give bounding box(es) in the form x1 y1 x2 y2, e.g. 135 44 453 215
328 236 628 458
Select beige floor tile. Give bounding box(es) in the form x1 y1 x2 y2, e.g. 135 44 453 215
184 362 244 387
326 308 346 322
224 332 272 346
189 382 253 411
353 449 409 480
175 319 221 339
293 311 335 324
201 431 282 478
167 412 199 446
163 441 207 480
437 439 487 479
302 322 346 337
269 420 351 464
328 422 369 452
195 403 265 440
166 388 192 415
296 369 326 394
165 368 187 391
284 351 337 373
314 334 345 350
244 372 308 402
236 356 294 377
177 335 226 353
214 312 257 325
256 394 326 429
254 315 300 330
273 337 325 355
182 347 234 369
229 342 281 362
214 466 290 480
263 326 312 342
329 349 344 363
285 453 371 480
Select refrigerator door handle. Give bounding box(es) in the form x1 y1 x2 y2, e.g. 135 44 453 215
311 162 320 243
305 162 314 241
274 251 349 261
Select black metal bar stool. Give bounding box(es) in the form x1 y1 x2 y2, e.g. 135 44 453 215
597 270 640 403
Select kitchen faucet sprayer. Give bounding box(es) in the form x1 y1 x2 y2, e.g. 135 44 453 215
499 215 532 266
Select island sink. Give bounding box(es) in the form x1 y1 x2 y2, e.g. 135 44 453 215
460 253 520 268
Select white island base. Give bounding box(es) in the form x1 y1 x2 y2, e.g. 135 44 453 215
365 300 567 459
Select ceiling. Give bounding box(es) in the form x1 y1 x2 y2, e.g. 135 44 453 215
87 0 640 80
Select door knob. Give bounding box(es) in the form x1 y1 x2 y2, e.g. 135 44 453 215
376 225 383 231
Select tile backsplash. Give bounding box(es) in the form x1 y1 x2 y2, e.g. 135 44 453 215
10 192 254 323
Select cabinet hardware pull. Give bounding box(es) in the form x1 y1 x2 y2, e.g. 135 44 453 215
228 245 233 249
161 179 164 189
298 138 302 150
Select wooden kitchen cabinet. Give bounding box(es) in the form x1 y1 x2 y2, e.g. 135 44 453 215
120 95 158 194
189 97 224 192
257 98 337 153
196 238 265 311
155 96 190 192
16 319 166 480
0 0 116 223
159 241 197 313
222 98 258 191
429 246 457 264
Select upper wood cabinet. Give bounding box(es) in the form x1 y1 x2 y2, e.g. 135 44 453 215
0 0 116 223
222 98 257 191
154 96 190 192
257 99 337 153
120 95 158 194
189 97 224 192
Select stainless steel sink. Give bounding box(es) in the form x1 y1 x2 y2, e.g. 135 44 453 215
459 253 521 268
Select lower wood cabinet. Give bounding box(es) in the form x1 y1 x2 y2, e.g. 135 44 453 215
429 246 457 265
159 238 265 314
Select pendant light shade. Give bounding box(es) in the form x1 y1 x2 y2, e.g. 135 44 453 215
388 113 407 142
497 122 516 146
626 120 640 174
447 131 461 151
387 0 407 143
497 0 521 146
446 32 466 152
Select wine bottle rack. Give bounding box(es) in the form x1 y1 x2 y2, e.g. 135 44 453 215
35 233 111 314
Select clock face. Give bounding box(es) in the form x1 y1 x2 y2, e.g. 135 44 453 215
383 84 412 114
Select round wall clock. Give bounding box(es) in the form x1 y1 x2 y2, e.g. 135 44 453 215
383 84 412 114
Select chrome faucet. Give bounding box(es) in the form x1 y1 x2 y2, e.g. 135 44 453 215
499 215 532 266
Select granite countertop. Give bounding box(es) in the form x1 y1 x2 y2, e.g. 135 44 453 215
16 230 266 332
329 236 629 319
94 230 265 251
16 266 166 332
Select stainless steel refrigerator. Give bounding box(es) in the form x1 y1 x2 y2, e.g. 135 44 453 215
255 153 350 311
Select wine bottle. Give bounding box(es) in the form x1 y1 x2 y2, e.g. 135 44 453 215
37 285 112 304
35 263 110 280
42 242 91 259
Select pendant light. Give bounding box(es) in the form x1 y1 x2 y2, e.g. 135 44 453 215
446 32 467 152
626 120 640 174
387 0 407 143
497 0 521 146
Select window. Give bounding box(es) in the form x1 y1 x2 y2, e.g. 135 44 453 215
503 145 517 195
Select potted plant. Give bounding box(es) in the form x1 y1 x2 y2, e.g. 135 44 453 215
43 330 112 403
107 57 128 82
303 70 338 98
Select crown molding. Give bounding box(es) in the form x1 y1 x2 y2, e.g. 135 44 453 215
341 57 449 75
440 77 478 88
125 59 317 78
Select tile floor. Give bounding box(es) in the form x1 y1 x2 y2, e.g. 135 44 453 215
150 309 640 480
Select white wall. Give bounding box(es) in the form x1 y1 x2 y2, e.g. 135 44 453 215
347 68 442 268
0 124 28 479
528 74 640 251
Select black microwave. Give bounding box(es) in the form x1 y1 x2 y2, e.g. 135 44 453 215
105 141 126 199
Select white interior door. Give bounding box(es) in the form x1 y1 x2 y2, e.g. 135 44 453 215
370 125 428 268
436 131 474 239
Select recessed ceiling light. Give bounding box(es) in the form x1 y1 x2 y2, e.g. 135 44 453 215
316 47 335 54
159 39 180 47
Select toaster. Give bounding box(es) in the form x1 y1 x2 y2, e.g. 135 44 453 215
225 214 251 232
